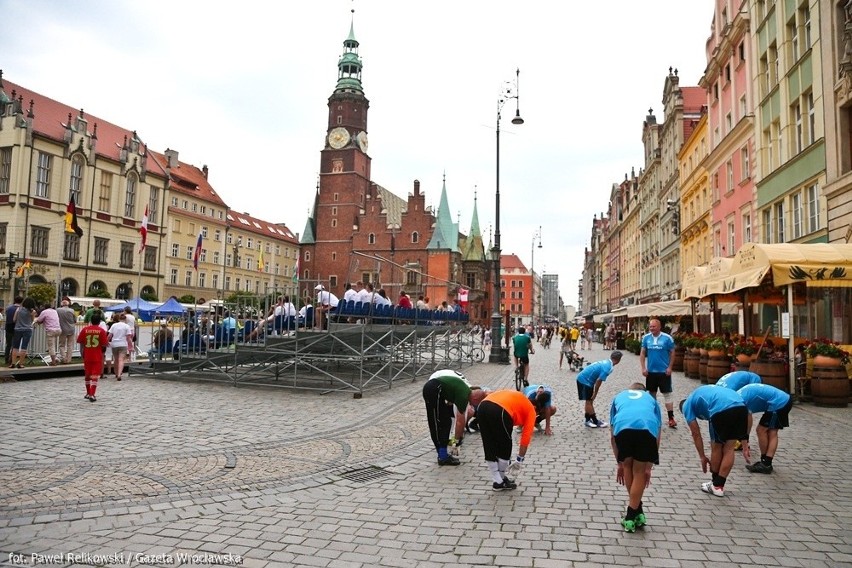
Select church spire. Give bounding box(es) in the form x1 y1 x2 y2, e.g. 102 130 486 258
335 9 364 94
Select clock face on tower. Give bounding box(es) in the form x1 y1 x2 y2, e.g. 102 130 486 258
356 131 369 153
328 127 350 149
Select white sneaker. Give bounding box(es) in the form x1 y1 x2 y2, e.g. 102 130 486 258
585 419 598 428
595 420 609 428
701 481 724 497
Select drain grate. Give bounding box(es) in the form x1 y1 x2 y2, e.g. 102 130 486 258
338 466 393 483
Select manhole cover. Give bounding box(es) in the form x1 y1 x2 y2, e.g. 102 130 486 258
338 466 393 483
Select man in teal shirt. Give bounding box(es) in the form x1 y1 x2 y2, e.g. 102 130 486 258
512 326 535 387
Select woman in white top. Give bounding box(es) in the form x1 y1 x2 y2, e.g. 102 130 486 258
107 313 132 380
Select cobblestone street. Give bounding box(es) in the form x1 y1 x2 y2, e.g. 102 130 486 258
1 340 851 567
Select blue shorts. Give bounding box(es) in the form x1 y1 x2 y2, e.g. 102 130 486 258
12 329 32 350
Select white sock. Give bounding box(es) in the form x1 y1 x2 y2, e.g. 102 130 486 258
487 461 503 483
497 458 509 478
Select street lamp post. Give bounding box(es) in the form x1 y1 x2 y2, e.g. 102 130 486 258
490 68 524 364
530 225 541 328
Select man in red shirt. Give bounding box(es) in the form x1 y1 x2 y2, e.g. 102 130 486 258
77 313 108 402
398 291 413 309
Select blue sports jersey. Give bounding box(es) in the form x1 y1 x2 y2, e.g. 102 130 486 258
716 371 761 391
523 384 553 408
737 383 791 413
576 359 615 388
641 332 675 372
682 385 745 423
610 389 662 438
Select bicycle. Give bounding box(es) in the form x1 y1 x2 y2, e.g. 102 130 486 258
448 343 486 363
514 358 527 391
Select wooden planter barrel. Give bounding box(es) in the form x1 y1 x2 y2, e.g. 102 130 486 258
733 361 750 371
684 352 700 379
812 365 850 407
706 356 732 384
698 355 709 383
673 347 685 372
749 360 789 393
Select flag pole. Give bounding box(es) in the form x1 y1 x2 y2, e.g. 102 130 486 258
56 243 63 307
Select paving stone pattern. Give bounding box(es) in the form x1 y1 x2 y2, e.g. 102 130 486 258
1 341 851 567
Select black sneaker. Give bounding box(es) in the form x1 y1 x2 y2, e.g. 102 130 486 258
746 461 773 474
492 478 517 491
84 394 92 400
89 396 97 402
437 456 460 466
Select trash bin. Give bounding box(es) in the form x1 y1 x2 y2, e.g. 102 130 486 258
616 331 625 350
499 347 511 364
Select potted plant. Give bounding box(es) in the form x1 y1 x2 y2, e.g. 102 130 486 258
805 338 851 367
705 335 727 358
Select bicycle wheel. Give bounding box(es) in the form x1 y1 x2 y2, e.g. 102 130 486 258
470 347 485 363
514 366 524 391
448 346 462 362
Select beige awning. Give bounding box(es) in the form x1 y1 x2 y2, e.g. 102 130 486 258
593 313 613 323
721 243 852 292
681 257 734 299
627 299 738 318
680 265 708 300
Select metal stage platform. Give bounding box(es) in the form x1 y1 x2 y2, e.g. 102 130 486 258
136 322 484 396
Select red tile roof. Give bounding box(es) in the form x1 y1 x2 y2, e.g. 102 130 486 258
149 150 228 208
226 210 299 244
501 254 528 271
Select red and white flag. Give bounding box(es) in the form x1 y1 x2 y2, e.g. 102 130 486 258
458 288 469 305
139 205 149 253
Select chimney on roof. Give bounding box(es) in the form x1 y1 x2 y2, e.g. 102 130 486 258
413 179 420 195
164 148 179 169
202 164 208 179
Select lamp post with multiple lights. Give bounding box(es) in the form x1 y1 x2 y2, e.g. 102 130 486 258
489 68 524 363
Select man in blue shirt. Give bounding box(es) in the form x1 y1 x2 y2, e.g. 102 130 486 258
680 385 751 497
639 319 677 428
737 383 793 474
716 370 761 391
610 383 662 533
576 351 623 428
523 384 558 435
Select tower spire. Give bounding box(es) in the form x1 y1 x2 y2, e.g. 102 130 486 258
335 8 363 94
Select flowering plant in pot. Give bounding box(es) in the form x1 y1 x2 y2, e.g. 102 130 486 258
805 338 850 365
704 335 727 352
733 337 757 356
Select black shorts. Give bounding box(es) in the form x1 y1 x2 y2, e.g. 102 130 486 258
615 429 659 464
477 400 514 462
758 398 793 429
576 381 595 401
646 372 672 394
516 355 530 364
709 406 749 443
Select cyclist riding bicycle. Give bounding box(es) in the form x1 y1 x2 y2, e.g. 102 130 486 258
512 326 535 388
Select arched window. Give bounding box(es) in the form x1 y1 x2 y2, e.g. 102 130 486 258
88 280 107 295
69 155 85 204
411 231 419 244
368 233 376 244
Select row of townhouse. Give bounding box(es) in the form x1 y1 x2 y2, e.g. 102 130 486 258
581 0 852 317
0 72 299 308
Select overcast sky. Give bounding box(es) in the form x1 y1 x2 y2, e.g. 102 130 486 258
2 0 712 308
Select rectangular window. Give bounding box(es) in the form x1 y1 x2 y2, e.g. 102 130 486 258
807 184 820 232
793 102 803 154
170 268 178 284
775 202 786 242
202 226 208 239
212 273 219 290
124 176 136 218
741 147 750 179
725 113 732 134
173 219 181 233
788 15 798 61
200 249 207 263
171 196 178 207
99 172 112 212
186 246 193 260
226 253 232 267
803 6 811 49
198 272 206 288
69 157 83 204
792 193 803 239
148 186 159 224
0 223 6 252
740 95 747 119
35 152 51 198
712 173 720 202
94 237 109 264
806 92 815 145
185 271 192 286
120 242 134 268
144 246 156 271
171 243 179 257
63 233 80 261
246 237 253 249
726 161 734 192
743 213 752 243
762 209 773 243
727 220 735 254
225 276 231 290
191 203 198 213
0 147 11 194
330 276 338 289
214 229 221 242
30 226 49 257
213 251 220 265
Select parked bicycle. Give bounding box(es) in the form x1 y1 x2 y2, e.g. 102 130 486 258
448 343 486 363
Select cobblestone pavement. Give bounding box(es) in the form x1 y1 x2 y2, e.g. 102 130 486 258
1 340 851 567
